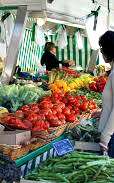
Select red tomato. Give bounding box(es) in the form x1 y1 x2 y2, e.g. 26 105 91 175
66 114 76 122
15 110 24 118
46 114 58 122
30 105 39 113
47 110 53 115
52 105 62 113
3 115 15 124
89 100 97 110
67 95 76 104
64 92 70 98
62 107 71 116
9 118 28 129
39 101 53 109
70 110 76 114
81 96 87 101
89 83 97 92
21 105 30 112
23 119 32 129
80 101 89 111
52 92 63 101
62 98 68 104
44 121 50 129
40 109 52 116
51 108 57 115
57 113 65 120
32 124 44 131
38 114 45 120
33 120 49 131
75 96 81 100
49 120 64 127
67 105 73 110
58 102 65 109
42 96 51 102
23 110 33 117
27 113 40 121
74 99 80 108
74 107 80 115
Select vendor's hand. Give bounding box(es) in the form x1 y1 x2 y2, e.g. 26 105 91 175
69 60 75 66
91 111 101 119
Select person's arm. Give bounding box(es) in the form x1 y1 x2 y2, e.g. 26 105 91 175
100 73 114 147
98 79 112 133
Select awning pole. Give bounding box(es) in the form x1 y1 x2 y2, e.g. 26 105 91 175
0 6 28 84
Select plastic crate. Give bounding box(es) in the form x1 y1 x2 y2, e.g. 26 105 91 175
16 134 66 177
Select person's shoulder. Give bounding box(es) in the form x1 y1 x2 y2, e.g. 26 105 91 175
109 69 114 79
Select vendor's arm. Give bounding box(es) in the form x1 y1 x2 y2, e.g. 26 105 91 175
59 60 75 67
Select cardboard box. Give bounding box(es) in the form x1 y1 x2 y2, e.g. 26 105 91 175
0 130 31 145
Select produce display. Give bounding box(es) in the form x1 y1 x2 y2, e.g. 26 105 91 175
48 68 80 84
0 84 50 112
50 74 93 93
26 151 114 183
0 92 97 131
0 67 109 180
75 89 102 107
0 69 104 135
69 123 100 143
89 76 107 92
95 65 105 76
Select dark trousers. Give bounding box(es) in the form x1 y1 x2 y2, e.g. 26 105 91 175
108 134 114 157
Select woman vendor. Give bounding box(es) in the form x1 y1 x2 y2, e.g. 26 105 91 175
93 31 114 154
41 42 74 71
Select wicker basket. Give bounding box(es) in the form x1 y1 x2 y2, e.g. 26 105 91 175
30 139 46 151
66 123 78 130
32 124 67 141
0 139 46 160
0 144 31 160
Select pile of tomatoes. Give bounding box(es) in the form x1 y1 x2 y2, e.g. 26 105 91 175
2 92 97 132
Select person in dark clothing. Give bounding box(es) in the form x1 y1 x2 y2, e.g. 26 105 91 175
41 42 74 71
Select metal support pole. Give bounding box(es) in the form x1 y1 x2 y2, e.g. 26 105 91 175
0 5 28 84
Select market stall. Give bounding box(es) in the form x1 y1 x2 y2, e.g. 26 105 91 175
0 0 114 182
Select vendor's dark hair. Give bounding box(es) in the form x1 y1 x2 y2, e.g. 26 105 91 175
99 31 114 62
44 42 55 52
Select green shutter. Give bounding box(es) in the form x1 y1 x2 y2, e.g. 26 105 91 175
73 34 76 65
84 37 88 69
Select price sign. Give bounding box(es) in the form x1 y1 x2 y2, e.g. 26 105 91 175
53 139 74 156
